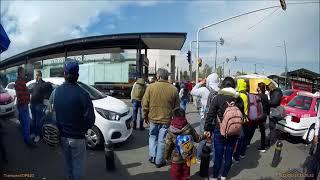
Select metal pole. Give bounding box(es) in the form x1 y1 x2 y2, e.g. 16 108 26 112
255 64 257 74
189 42 193 81
284 40 288 89
215 41 218 73
196 29 200 82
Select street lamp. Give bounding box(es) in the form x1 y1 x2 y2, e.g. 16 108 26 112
276 40 288 89
196 1 288 82
189 39 224 81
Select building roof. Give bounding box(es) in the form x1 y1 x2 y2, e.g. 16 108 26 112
0 32 187 70
287 68 319 80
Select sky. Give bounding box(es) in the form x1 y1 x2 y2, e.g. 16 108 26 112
0 0 319 76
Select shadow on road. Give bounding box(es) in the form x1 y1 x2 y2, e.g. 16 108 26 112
228 140 262 179
114 129 149 151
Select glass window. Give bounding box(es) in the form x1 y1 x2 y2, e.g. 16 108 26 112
315 98 320 113
7 83 15 89
283 90 293 96
288 95 313 110
77 82 105 100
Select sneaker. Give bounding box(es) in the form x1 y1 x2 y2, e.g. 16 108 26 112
34 136 40 143
232 157 240 163
240 155 246 159
155 162 166 168
246 144 250 148
258 148 266 153
148 157 155 164
30 134 35 139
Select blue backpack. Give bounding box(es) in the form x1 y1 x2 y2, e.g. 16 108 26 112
176 134 194 160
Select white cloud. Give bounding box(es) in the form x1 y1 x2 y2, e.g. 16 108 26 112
0 1 158 59
185 1 320 74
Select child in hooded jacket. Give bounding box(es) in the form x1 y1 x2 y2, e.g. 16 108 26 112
165 108 204 180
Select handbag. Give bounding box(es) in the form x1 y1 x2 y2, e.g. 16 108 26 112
270 106 286 120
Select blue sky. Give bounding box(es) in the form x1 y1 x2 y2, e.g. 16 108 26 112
1 1 319 76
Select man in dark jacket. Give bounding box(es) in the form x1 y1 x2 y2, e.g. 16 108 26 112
30 70 52 143
53 59 95 180
266 82 283 147
204 77 244 180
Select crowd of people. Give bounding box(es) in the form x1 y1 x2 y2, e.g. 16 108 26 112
1 63 319 180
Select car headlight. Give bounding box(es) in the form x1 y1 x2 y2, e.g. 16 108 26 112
95 107 121 121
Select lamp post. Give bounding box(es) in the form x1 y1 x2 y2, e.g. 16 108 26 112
195 1 291 82
276 40 288 89
189 39 223 81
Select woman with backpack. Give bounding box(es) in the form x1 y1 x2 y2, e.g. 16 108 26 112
204 77 244 180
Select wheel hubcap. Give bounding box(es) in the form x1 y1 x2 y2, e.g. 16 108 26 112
308 129 315 142
85 129 99 147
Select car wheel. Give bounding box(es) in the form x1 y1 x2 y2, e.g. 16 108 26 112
305 124 315 144
85 126 104 150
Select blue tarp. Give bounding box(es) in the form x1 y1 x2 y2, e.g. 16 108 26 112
0 23 11 54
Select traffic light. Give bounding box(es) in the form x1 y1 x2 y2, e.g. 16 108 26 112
220 37 224 45
198 58 202 67
187 50 191 64
280 0 286 11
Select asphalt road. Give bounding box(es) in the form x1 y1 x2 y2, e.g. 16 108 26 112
0 100 313 180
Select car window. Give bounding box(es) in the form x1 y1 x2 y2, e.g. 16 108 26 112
283 90 293 96
7 83 15 89
288 95 313 110
77 82 105 100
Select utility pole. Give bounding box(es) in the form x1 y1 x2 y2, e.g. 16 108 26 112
215 41 218 72
284 40 288 89
254 64 257 74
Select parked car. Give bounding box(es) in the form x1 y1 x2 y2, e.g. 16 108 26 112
280 89 300 106
8 78 133 149
0 85 15 116
276 91 320 143
5 82 17 105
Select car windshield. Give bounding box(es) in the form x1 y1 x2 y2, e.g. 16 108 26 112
283 90 294 96
77 82 106 100
287 95 313 110
0 85 5 93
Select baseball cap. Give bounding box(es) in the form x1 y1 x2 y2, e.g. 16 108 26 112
64 58 79 75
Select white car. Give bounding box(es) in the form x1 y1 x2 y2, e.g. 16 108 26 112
0 85 15 116
8 78 133 149
276 91 320 143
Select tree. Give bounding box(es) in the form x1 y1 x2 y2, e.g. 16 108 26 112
182 71 189 80
216 66 223 80
202 64 213 78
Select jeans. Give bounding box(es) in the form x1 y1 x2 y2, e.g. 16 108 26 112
233 125 249 161
149 122 169 165
61 137 86 180
180 99 187 112
31 103 45 137
170 162 190 180
132 100 143 129
196 118 207 159
268 118 278 147
212 128 238 178
17 105 32 144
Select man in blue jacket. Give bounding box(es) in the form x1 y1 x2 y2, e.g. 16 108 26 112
53 59 95 180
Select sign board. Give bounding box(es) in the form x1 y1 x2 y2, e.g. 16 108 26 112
291 81 312 92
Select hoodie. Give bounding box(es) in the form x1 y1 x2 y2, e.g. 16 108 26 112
237 79 249 117
190 73 220 118
205 87 244 132
164 117 203 164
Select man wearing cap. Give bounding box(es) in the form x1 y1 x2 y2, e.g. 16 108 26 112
52 59 95 180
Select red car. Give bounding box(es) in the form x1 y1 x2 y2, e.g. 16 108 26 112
281 89 300 106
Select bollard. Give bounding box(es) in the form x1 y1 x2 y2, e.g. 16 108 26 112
105 140 115 171
271 141 283 167
199 142 211 177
